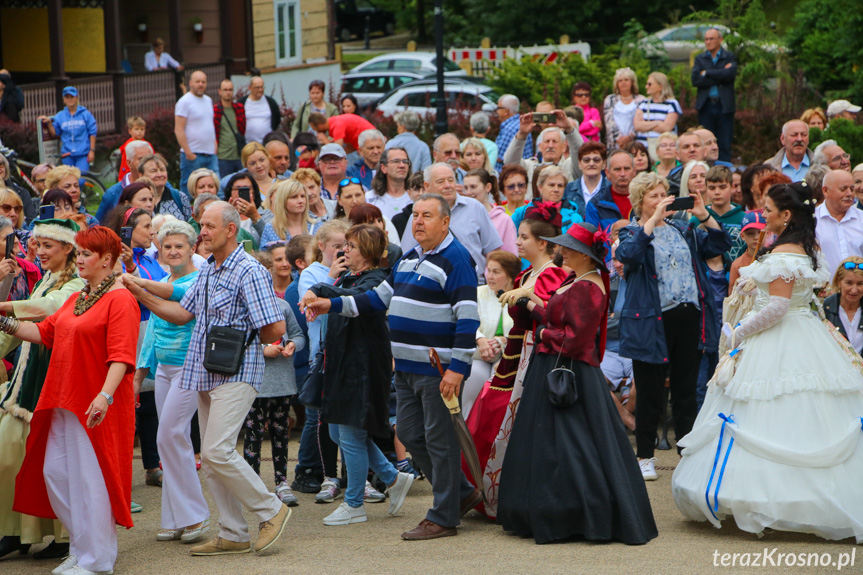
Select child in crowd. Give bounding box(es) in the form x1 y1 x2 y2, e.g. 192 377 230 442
119 116 152 181
242 247 306 507
728 212 766 290
701 165 745 260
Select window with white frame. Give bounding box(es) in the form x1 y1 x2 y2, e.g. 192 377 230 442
274 0 302 66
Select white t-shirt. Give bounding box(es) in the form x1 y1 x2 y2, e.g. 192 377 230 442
244 96 271 144
175 92 216 155
366 190 412 221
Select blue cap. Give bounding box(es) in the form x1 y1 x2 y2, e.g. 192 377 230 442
62 86 78 97
741 211 766 232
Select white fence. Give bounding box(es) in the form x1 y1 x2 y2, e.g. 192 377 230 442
447 42 592 77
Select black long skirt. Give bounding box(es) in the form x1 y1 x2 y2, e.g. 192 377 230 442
497 352 658 545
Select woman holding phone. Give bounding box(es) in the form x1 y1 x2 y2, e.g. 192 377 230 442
225 173 270 248
616 172 730 482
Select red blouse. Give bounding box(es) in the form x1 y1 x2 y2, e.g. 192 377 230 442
534 278 608 366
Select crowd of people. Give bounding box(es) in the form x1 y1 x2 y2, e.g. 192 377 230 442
0 26 863 574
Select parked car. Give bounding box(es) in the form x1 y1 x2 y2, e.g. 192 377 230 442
341 71 430 107
349 52 467 77
373 77 499 117
335 0 396 42
639 23 782 62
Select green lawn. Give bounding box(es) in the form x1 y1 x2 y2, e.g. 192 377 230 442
340 52 384 72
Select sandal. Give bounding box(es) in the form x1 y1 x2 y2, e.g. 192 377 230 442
145 468 163 487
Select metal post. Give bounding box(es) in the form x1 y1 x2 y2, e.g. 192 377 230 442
103 0 125 133
433 0 446 136
46 0 67 108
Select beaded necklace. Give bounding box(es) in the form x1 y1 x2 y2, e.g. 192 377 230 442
74 273 118 316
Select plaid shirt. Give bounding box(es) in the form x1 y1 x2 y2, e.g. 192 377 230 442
213 102 246 146
494 114 532 170
179 244 283 391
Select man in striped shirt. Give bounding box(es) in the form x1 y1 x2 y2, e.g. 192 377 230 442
302 193 482 540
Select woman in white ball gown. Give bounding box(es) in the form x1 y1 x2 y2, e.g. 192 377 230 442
672 181 863 543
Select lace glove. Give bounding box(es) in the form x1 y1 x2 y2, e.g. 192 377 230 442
732 295 790 342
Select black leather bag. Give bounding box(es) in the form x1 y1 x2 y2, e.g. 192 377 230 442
201 274 257 376
547 347 578 407
298 332 325 410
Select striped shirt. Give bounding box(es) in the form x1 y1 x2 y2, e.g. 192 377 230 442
636 98 682 142
331 232 479 377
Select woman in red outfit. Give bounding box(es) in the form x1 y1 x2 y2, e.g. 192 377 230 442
6 226 139 575
465 203 568 520
497 222 658 545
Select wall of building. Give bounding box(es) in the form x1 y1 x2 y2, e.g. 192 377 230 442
252 0 329 71
1 7 106 73
118 0 222 65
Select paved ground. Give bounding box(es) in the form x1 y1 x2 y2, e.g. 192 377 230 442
4 435 859 575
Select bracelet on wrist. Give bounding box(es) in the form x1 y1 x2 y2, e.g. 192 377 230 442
698 214 711 224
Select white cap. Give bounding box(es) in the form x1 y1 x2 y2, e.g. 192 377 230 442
319 143 346 159
826 99 861 118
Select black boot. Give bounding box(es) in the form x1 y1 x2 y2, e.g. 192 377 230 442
33 539 70 560
0 536 30 559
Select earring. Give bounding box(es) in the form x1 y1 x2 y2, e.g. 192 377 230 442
783 221 788 227
103 263 108 268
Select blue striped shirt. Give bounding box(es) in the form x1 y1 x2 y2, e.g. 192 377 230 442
332 232 479 377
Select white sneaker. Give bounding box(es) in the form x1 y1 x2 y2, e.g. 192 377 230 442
363 480 386 503
315 477 342 504
276 483 299 507
639 457 658 481
386 471 415 516
62 565 114 575
322 502 367 526
53 555 77 575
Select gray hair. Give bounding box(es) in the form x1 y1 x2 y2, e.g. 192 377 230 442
433 133 459 152
813 139 838 166
157 219 198 246
0 216 13 233
805 163 830 192
357 128 385 148
423 162 455 182
416 193 451 219
781 119 808 138
676 131 703 151
204 200 241 230
607 149 635 171
537 126 565 146
394 110 421 132
126 139 154 157
498 94 519 114
470 111 490 133
151 213 177 230
193 192 220 220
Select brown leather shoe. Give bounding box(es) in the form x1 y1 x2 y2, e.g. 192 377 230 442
459 489 483 518
400 519 457 540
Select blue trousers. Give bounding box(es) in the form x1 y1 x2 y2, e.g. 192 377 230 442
179 152 219 197
329 424 398 507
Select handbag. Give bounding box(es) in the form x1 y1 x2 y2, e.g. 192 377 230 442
222 106 246 151
298 327 326 410
201 274 258 376
546 342 578 407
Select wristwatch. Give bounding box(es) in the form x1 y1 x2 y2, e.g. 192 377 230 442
99 391 114 405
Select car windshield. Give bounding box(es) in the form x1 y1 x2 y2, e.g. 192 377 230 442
432 57 462 72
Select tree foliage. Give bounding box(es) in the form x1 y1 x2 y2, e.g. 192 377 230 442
786 0 863 103
808 120 863 169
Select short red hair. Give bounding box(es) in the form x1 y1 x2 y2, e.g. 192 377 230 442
76 226 121 266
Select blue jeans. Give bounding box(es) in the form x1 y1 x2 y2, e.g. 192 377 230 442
295 406 323 476
696 351 719 412
63 155 90 187
218 159 243 181
179 152 220 197
329 424 398 508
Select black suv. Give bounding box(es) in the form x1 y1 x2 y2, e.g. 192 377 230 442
335 0 396 42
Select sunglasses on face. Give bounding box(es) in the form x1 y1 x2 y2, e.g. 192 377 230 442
1 204 22 213
574 92 590 98
339 177 361 187
843 262 863 271
505 183 527 191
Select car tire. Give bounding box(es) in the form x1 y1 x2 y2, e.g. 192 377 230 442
385 22 395 36
340 27 352 42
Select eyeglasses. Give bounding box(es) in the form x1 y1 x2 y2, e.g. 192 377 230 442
339 177 361 187
505 183 527 191
319 157 344 164
843 262 863 271
581 157 603 164
343 242 358 252
658 143 676 149
384 159 410 165
0 204 22 214
831 153 851 163
573 92 590 98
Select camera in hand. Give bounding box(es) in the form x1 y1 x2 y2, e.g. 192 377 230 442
4 234 14 260
336 251 345 260
120 226 134 247
532 112 555 124
237 186 251 203
669 196 695 211
40 205 55 220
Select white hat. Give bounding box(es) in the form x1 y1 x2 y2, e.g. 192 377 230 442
827 99 861 118
32 218 80 246
319 143 346 159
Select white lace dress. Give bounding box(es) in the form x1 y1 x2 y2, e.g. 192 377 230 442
672 252 863 542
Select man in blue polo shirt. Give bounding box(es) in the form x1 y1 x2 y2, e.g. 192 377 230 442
38 86 97 174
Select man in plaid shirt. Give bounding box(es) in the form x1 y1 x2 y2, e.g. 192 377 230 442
494 94 532 171
124 201 291 556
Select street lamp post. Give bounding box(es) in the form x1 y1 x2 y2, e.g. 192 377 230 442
433 0 447 137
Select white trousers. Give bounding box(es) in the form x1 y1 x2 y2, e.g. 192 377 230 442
154 364 210 529
43 409 117 572
198 381 281 542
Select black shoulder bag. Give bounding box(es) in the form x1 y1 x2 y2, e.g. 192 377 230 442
221 106 246 151
202 272 258 376
298 324 326 410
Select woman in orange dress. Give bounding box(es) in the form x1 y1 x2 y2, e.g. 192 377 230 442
4 226 139 575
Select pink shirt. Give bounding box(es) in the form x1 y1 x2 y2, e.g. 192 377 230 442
489 204 517 255
579 105 601 142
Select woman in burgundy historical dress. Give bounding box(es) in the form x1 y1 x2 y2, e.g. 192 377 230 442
497 223 657 545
